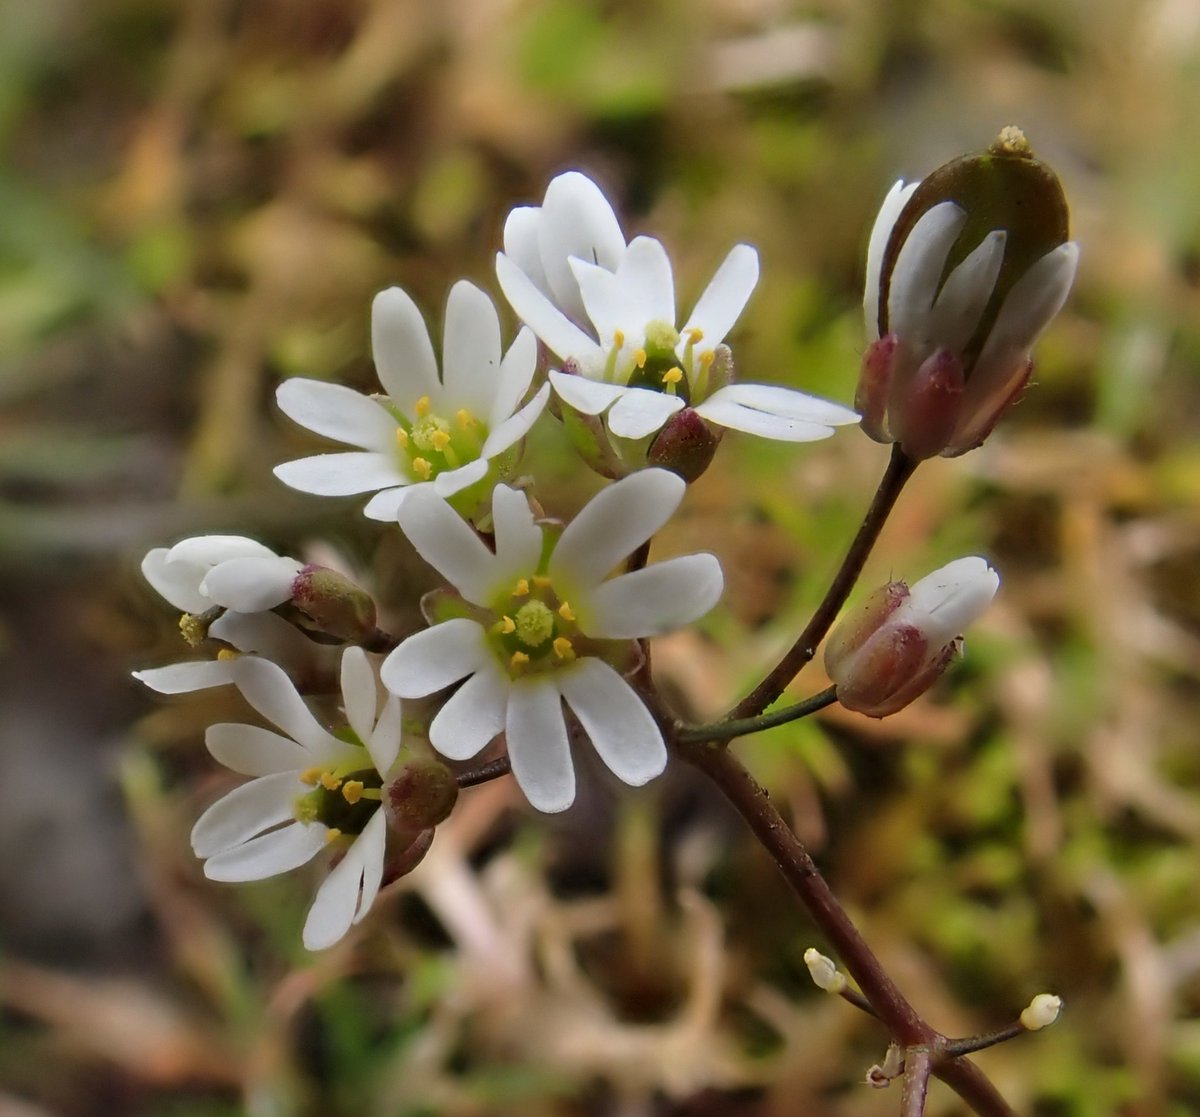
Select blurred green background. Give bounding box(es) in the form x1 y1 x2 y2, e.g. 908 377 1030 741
2 0 1198 1114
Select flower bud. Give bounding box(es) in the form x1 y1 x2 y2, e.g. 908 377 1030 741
1020 992 1063 1031
289 564 378 643
647 406 723 482
861 127 1078 458
825 557 999 717
803 947 847 994
383 755 459 836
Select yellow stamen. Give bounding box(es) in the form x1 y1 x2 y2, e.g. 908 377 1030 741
553 637 575 661
325 828 343 845
216 648 239 661
685 327 704 344
699 349 715 369
431 429 451 452
532 575 553 589
320 772 342 792
395 427 409 449
456 409 476 429
512 578 530 597
493 615 516 635
509 651 530 670
412 457 432 480
558 601 576 623
613 329 625 348
634 348 647 369
341 780 364 805
661 367 684 387
299 766 323 787
415 395 431 417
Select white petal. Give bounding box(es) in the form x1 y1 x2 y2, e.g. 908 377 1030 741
228 656 343 756
926 230 1006 354
888 201 967 342
488 326 540 429
200 556 301 612
432 458 489 497
340 646 377 747
551 469 685 589
275 379 399 451
302 812 387 949
693 397 844 442
204 821 327 883
395 486 499 604
362 484 419 522
570 256 633 351
206 723 312 775
503 206 548 292
480 382 550 459
380 619 489 698
538 171 627 320
429 661 509 760
491 483 544 576
606 388 684 439
209 612 310 668
905 556 999 647
441 280 502 416
548 370 626 415
863 180 918 342
191 771 301 858
702 383 859 425
141 547 208 613
367 696 403 774
586 553 723 638
133 659 236 694
273 452 410 496
681 243 759 348
506 676 575 813
372 287 440 404
619 236 676 325
167 536 277 566
496 252 603 362
558 658 666 788
977 241 1079 369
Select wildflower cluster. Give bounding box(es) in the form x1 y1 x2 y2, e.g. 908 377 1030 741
137 129 1075 971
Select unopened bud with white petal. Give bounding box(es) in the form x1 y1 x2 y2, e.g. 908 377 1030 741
825 557 999 717
860 127 1078 459
803 947 847 994
1020 993 1063 1031
289 565 378 642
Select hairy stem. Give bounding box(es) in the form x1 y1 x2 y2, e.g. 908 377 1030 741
729 444 916 720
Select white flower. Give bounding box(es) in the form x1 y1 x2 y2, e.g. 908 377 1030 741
135 536 305 694
859 137 1079 457
274 280 550 521
824 556 999 718
192 647 402 950
380 470 723 813
496 171 857 442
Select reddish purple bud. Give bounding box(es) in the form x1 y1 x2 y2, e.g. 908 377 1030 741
891 347 965 461
380 828 435 887
647 407 723 482
383 755 458 835
290 565 377 642
856 334 898 443
945 356 1033 457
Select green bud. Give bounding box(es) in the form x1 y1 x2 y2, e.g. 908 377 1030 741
290 565 377 642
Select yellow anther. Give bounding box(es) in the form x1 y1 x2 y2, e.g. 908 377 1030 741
558 601 576 623
299 766 323 787
216 648 240 661
415 395 431 417
509 651 530 670
685 327 704 344
494 615 516 635
179 612 208 647
320 772 342 792
412 457 432 480
553 637 575 661
341 780 364 805
661 367 684 387
699 349 715 369
324 828 343 845
431 429 451 452
512 578 530 597
456 409 476 429
634 348 647 369
613 329 625 348
532 575 553 589
395 427 409 449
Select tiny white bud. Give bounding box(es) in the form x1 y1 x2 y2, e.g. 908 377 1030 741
803 947 847 994
1020 993 1062 1031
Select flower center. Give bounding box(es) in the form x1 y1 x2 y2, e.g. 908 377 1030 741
489 574 579 678
293 740 383 840
603 320 707 404
393 396 487 482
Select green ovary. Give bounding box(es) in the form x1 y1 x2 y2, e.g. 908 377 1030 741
489 575 580 678
292 750 383 839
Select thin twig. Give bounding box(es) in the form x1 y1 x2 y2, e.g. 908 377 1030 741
456 755 511 788
933 1057 1021 1117
728 445 916 720
676 686 838 744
